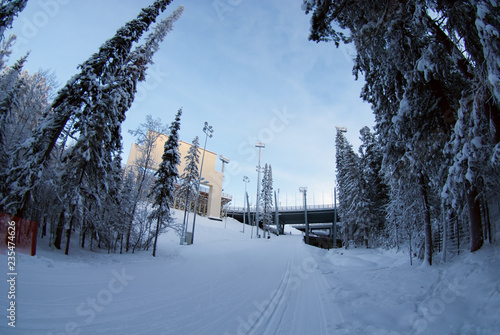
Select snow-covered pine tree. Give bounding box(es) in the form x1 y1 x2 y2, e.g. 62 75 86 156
0 34 16 70
149 108 182 257
1 0 174 218
432 0 500 252
177 136 200 240
335 127 361 247
0 58 55 218
358 126 388 247
58 6 183 254
304 0 495 262
0 53 27 176
0 0 28 41
260 163 274 237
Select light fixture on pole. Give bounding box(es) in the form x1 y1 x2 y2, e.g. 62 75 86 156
242 176 249 233
299 187 309 245
254 142 265 238
191 122 213 245
219 155 230 175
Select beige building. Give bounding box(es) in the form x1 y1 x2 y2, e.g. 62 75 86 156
126 131 231 218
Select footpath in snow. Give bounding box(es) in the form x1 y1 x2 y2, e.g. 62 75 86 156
1 210 499 335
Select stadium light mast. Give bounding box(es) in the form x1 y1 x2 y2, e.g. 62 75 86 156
219 154 230 174
191 122 213 244
255 142 265 238
299 187 309 245
242 176 250 233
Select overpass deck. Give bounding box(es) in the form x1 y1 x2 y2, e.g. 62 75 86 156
226 205 339 226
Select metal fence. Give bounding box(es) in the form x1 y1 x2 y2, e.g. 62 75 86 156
433 195 499 260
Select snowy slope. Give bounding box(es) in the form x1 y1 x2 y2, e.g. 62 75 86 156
1 210 499 334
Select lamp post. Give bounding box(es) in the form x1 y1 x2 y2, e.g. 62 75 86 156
299 187 309 244
255 142 265 238
242 176 249 233
191 122 213 244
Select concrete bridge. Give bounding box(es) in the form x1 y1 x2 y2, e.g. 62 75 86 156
226 204 340 233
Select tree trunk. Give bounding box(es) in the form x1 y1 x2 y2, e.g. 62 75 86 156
54 210 65 249
41 216 47 238
153 216 161 257
442 207 449 262
420 174 432 266
466 182 484 252
81 224 86 249
484 200 492 244
125 220 133 252
120 233 124 254
64 214 75 255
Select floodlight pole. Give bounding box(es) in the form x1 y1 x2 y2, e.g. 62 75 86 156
220 155 230 228
246 192 252 238
333 186 337 247
255 142 265 238
243 176 249 233
300 187 309 245
191 122 213 244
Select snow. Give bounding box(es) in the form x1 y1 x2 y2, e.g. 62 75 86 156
1 210 499 334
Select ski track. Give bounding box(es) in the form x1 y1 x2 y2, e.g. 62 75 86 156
2 214 499 335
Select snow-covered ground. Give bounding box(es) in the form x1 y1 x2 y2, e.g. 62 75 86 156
1 210 499 335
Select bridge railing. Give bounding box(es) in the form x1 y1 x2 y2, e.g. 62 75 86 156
226 204 337 213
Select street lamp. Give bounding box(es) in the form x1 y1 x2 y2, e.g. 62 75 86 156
243 176 249 233
191 122 213 244
254 142 265 238
299 187 309 244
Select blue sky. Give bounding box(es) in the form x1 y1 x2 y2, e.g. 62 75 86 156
8 0 374 207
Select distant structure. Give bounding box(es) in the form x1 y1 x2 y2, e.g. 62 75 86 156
126 131 232 218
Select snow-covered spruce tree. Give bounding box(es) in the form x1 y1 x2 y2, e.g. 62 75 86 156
58 5 184 254
1 68 53 163
0 58 54 218
335 127 361 247
304 1 489 262
431 0 500 252
149 108 182 257
177 136 200 240
0 0 28 41
0 34 16 70
0 52 27 177
125 114 169 252
358 126 388 247
0 0 174 218
260 163 274 237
